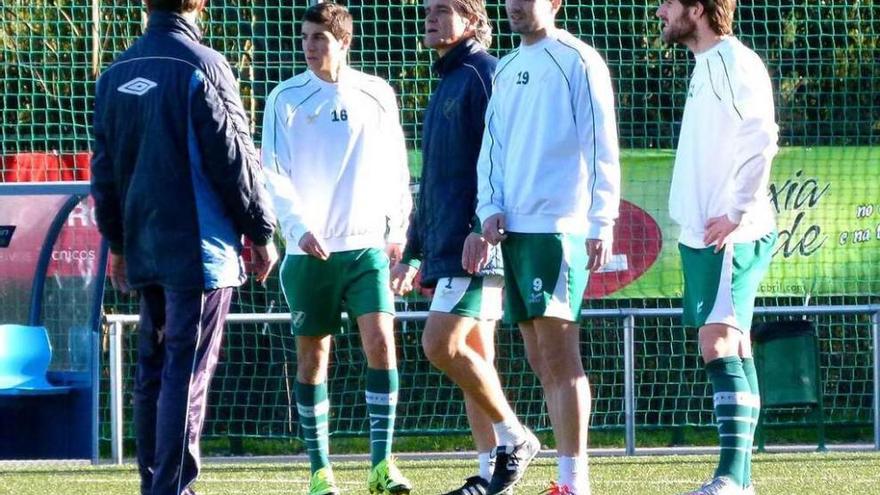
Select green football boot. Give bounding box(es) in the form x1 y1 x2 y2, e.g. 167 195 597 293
368 457 412 494
308 467 340 495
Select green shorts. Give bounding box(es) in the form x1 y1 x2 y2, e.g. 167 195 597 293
501 233 589 324
429 275 504 321
279 248 395 336
679 232 777 332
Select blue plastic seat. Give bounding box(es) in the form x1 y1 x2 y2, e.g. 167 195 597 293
0 324 70 396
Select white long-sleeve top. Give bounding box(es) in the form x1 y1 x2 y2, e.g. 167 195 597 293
669 37 779 248
476 29 620 241
261 68 411 255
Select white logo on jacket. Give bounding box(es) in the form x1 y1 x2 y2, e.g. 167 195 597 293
117 77 157 96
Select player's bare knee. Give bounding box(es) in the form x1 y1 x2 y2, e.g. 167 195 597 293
358 319 396 365
542 350 584 386
525 351 551 386
423 313 471 367
296 356 327 384
362 337 393 366
422 331 456 369
698 324 741 362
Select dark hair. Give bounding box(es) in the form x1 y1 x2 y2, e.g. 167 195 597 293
303 2 354 43
680 0 736 36
145 0 203 14
453 0 493 48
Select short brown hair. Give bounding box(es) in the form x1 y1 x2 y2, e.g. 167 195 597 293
680 0 736 36
303 2 354 43
453 0 493 49
145 0 203 14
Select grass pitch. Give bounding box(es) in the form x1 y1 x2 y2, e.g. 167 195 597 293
1 452 879 495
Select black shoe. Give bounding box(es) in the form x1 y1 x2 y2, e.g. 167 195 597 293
443 475 490 495
486 430 540 495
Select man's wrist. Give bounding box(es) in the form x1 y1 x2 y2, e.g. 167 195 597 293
400 255 421 270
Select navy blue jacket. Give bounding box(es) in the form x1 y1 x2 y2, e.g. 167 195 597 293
91 12 275 290
402 40 500 286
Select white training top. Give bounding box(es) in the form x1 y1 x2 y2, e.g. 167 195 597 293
669 37 779 248
475 28 621 242
261 67 411 255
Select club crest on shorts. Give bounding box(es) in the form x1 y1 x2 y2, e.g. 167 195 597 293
291 311 307 329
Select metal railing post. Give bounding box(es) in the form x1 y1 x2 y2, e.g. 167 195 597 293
91 329 101 465
624 314 636 455
873 311 879 451
110 320 124 465
91 0 101 78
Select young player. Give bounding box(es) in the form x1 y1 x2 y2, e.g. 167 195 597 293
261 3 412 494
656 0 779 493
476 1 621 493
390 1 535 493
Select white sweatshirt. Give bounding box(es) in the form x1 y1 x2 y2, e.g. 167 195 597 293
476 29 620 241
261 68 411 255
669 37 779 248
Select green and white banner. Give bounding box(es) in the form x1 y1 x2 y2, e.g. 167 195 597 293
593 147 880 298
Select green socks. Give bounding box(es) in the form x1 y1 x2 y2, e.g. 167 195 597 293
366 368 399 467
741 357 761 486
296 381 331 473
706 356 756 487
296 370 400 472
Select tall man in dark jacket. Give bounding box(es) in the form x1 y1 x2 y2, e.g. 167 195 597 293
390 1 535 493
90 1 277 494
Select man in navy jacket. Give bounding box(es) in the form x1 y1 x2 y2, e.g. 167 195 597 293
390 1 536 494
90 1 277 493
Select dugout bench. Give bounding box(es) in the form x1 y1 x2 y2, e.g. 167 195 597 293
0 189 107 461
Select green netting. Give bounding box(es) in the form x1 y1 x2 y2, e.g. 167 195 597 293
2 2 878 450
4 3 877 153
98 311 875 447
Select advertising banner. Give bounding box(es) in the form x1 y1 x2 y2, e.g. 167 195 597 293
587 147 880 298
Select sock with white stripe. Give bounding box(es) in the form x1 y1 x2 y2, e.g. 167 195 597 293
366 367 399 467
741 357 760 486
478 451 494 482
706 356 751 487
295 381 330 474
